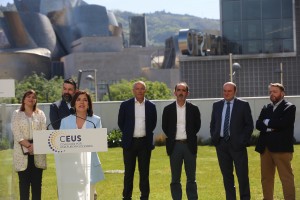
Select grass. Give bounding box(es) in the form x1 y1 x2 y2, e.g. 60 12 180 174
1 146 300 200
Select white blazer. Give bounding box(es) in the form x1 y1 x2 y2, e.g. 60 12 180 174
11 109 47 171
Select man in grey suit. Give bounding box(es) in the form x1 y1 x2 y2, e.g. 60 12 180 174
162 82 201 200
210 82 253 200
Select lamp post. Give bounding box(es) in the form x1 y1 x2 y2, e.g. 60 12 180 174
275 62 283 85
229 53 241 82
280 62 283 85
77 69 97 101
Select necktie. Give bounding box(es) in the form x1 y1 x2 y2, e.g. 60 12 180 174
223 101 231 141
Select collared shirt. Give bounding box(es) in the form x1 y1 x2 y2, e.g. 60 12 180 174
133 98 146 138
176 101 187 140
272 98 284 111
220 99 234 137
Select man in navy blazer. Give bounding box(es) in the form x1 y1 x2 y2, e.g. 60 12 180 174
49 78 77 129
255 83 296 199
118 81 157 200
210 82 253 200
162 82 201 200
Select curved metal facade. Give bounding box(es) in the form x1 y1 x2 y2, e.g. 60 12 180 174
0 0 123 81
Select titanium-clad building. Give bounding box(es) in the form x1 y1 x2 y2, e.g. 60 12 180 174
180 0 300 98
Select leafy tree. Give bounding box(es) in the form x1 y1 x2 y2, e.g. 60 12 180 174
0 72 64 104
102 78 172 101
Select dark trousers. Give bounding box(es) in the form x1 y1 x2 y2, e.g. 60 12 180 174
18 155 43 200
122 137 152 200
170 142 198 200
216 139 250 200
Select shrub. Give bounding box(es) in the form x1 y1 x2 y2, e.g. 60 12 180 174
0 137 10 150
107 129 122 148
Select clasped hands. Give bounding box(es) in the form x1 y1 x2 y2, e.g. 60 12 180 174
263 119 276 132
26 144 34 155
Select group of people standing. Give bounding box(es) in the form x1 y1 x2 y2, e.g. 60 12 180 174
11 78 296 200
118 81 296 200
12 78 104 200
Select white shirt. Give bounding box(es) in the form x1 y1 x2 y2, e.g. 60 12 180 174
133 98 146 138
175 101 187 140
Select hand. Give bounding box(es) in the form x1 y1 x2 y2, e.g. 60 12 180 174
28 144 34 155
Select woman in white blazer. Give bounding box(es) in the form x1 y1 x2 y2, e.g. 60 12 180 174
56 90 104 200
11 90 47 200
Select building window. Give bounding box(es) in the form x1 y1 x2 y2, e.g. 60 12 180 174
221 0 294 54
242 0 261 20
242 20 261 40
263 39 282 53
262 0 281 19
282 39 293 52
282 0 293 18
223 21 241 41
222 1 241 21
263 19 282 39
282 19 293 39
243 40 262 54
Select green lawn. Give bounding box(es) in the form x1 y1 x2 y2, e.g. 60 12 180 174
1 146 300 200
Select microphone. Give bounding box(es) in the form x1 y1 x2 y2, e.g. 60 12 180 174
69 107 96 128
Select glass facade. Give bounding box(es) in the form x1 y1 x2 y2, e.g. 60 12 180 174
180 0 300 99
222 0 294 54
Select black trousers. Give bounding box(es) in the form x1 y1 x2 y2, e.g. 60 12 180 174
18 155 43 200
122 137 152 200
216 139 250 200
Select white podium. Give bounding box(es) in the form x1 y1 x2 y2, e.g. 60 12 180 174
33 128 107 200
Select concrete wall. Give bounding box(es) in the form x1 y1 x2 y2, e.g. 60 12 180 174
61 46 173 98
2 96 300 143
71 37 123 53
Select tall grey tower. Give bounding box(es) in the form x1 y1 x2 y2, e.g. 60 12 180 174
129 14 148 47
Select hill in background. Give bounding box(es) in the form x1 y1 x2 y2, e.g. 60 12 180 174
114 10 220 46
0 4 220 47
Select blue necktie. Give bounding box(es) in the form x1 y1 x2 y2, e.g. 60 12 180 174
223 101 231 141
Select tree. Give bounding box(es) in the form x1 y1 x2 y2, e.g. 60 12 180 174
1 72 64 104
102 78 172 101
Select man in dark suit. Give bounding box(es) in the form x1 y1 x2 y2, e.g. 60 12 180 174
118 81 157 200
162 82 201 200
255 83 295 200
210 82 253 200
49 78 77 129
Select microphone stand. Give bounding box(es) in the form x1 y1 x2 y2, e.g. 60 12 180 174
70 107 96 128
47 117 67 130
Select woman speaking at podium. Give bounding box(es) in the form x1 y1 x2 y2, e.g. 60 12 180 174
11 90 47 200
55 90 104 200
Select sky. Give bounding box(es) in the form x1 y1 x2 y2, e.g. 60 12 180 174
1 0 220 19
